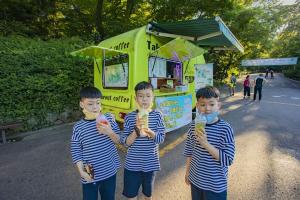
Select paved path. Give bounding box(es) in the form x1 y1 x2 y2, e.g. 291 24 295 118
0 73 299 200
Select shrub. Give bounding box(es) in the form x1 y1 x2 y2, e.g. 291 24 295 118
0 36 93 130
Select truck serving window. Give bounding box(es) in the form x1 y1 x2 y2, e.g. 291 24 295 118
148 57 183 88
103 54 129 89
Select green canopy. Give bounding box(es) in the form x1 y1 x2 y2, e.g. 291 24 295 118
151 37 206 62
147 16 244 53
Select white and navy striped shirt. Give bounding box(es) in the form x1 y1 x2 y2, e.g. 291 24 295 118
121 110 165 172
71 113 121 183
184 119 235 193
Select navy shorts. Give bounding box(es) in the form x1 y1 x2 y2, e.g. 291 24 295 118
122 169 156 198
82 174 116 200
191 183 227 200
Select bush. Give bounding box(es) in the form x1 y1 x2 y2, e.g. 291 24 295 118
0 36 93 130
283 65 300 81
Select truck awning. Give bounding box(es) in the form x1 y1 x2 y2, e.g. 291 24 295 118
150 37 206 62
70 46 127 59
147 16 244 53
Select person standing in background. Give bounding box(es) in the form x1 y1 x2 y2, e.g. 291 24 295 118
270 69 274 79
243 75 251 99
253 74 266 101
265 68 269 78
230 73 237 96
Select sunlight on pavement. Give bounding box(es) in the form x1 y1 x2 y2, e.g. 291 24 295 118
263 100 300 107
270 148 300 199
248 105 260 112
222 104 243 115
229 131 272 200
160 134 186 157
154 165 190 200
241 114 255 122
229 130 300 200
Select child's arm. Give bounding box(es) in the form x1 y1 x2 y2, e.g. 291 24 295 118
71 126 93 182
193 118 220 160
197 134 220 161
219 126 235 166
143 112 165 144
97 123 120 144
185 157 192 185
75 161 93 182
119 113 139 147
97 113 121 144
183 124 194 185
125 129 139 146
196 125 235 166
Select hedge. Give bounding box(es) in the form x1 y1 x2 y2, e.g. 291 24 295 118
0 36 93 131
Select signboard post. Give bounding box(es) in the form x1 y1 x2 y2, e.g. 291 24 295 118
155 94 192 132
194 63 213 90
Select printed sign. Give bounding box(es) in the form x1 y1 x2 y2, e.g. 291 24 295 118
101 94 131 109
241 57 298 66
155 94 192 132
194 63 213 90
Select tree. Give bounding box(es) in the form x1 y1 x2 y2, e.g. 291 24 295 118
271 1 300 57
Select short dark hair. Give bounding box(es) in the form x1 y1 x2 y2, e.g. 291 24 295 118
80 86 102 100
196 86 220 100
134 81 153 93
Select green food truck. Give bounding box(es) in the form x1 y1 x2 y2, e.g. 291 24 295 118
72 16 243 132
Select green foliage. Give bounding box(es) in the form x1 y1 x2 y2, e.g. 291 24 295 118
271 2 300 58
283 65 300 81
0 36 93 130
1 0 299 132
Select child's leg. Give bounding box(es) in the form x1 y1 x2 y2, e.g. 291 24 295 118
144 195 152 200
191 183 204 200
82 182 99 200
99 174 116 200
123 169 142 199
205 189 227 200
141 171 156 200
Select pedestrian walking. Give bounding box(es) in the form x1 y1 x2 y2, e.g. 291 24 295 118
230 73 237 96
253 74 266 101
243 75 251 98
270 70 274 79
265 68 269 78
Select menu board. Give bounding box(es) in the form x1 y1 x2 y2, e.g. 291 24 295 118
194 63 213 90
104 63 128 87
148 57 166 77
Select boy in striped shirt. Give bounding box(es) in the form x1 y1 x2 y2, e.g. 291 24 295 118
184 86 235 200
121 81 166 200
71 86 121 200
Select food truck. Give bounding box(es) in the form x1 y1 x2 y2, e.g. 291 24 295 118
71 17 244 132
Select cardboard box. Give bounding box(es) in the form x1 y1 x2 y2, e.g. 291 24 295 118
159 87 176 93
176 85 188 92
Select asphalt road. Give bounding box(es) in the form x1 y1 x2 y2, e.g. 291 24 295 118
0 73 299 200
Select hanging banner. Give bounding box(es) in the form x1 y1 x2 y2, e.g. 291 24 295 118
194 63 213 90
155 94 192 132
241 57 298 66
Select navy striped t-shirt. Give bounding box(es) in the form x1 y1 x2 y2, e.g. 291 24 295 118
184 119 235 193
71 113 121 183
121 110 165 172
